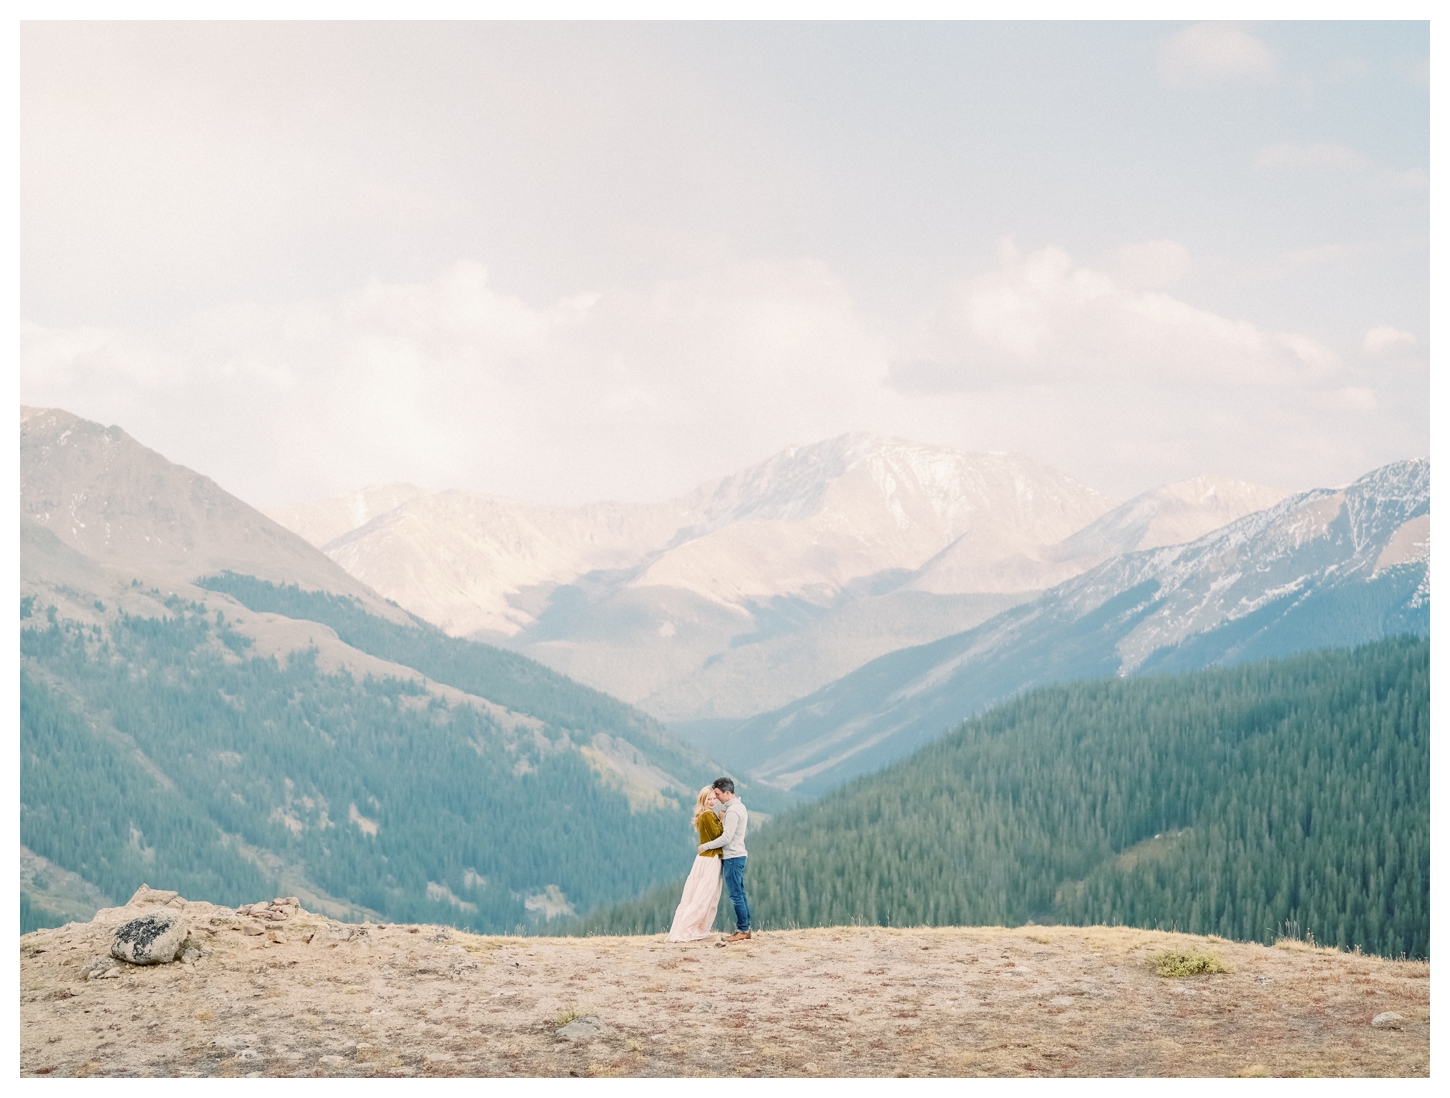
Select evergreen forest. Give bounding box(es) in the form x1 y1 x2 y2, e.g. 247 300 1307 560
20 600 700 932
562 637 1429 959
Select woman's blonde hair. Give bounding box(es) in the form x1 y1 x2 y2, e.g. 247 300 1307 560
692 786 715 822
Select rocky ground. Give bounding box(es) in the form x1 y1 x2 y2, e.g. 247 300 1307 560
20 888 1429 1078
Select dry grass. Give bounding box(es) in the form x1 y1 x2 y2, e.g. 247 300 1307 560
554 1005 596 1027
19 913 1430 1078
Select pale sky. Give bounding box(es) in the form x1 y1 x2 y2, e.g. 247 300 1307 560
19 21 1430 507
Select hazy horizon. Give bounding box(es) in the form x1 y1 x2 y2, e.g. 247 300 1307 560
20 21 1429 509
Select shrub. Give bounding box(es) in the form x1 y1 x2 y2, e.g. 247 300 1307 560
1149 949 1229 977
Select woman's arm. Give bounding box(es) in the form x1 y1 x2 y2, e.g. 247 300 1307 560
700 807 738 853
696 812 723 844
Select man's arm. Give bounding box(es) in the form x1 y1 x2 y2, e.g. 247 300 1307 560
700 804 739 852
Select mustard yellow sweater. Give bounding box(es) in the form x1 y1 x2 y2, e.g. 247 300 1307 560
695 810 723 857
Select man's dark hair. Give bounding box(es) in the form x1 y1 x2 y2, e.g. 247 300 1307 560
712 777 735 795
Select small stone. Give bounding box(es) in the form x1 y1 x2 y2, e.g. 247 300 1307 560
1371 1011 1404 1029
266 929 286 944
557 1015 604 1040
111 911 189 965
126 884 182 908
241 921 265 936
1048 996 1074 1007
317 1054 347 1068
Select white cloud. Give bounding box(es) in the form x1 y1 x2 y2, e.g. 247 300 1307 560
1159 24 1276 87
1111 240 1191 290
20 258 886 507
1319 386 1378 413
20 248 1420 509
1255 142 1368 171
893 241 1339 392
1362 325 1418 357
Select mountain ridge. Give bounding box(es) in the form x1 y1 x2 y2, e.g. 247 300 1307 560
724 457 1429 794
266 436 1288 722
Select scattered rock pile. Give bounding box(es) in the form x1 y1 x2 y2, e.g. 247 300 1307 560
76 883 295 975
233 897 303 943
239 898 300 923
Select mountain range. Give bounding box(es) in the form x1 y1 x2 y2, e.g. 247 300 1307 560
19 404 1430 939
266 436 1288 721
723 458 1430 795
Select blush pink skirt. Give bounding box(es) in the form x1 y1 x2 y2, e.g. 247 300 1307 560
667 855 724 942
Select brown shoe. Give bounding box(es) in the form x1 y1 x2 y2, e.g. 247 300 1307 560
724 931 752 942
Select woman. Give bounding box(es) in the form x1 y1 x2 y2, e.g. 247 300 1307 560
667 786 725 942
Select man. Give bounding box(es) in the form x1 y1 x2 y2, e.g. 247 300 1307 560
698 776 750 941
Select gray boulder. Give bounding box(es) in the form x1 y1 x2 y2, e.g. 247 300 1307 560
557 1015 603 1041
111 910 189 965
1371 1011 1404 1029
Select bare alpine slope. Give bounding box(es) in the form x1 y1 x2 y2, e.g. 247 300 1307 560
20 406 402 618
724 459 1429 795
274 434 1115 636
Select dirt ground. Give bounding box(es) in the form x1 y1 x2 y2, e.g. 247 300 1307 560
20 894 1430 1078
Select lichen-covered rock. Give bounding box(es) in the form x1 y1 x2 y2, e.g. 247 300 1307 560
111 911 189 965
1371 1011 1404 1029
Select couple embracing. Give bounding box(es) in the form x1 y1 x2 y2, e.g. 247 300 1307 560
667 777 751 943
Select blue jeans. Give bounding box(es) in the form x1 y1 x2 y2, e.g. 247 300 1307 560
722 856 750 932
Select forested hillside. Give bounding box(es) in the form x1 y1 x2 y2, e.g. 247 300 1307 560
194 572 730 796
20 601 698 932
564 638 1428 959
